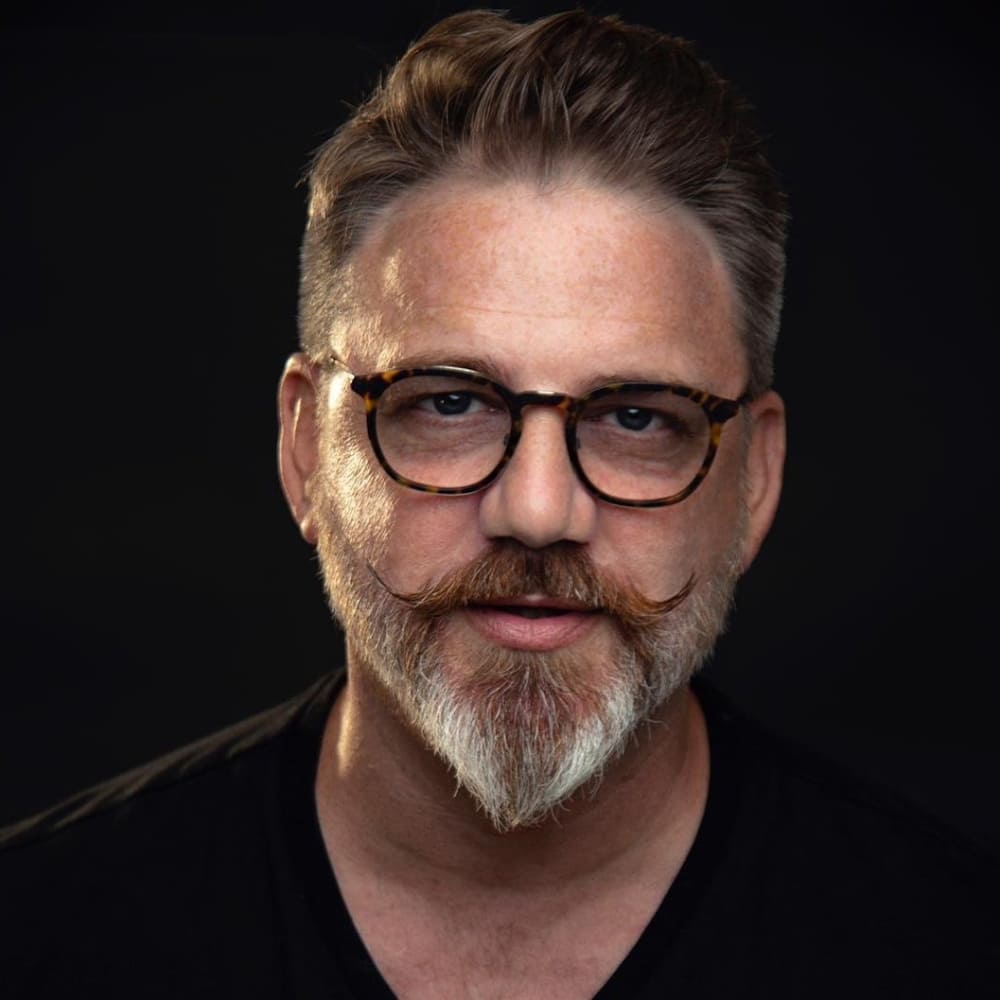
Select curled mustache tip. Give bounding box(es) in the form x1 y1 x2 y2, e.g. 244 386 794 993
367 562 460 614
366 563 415 602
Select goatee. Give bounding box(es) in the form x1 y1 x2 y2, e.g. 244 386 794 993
318 530 742 833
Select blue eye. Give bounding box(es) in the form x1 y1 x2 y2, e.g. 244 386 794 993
615 407 654 431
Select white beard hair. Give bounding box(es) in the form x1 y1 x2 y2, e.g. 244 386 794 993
408 647 638 832
320 519 742 833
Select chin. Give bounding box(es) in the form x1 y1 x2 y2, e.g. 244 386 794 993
396 628 663 832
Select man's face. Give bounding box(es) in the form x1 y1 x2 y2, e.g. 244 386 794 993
286 177 782 830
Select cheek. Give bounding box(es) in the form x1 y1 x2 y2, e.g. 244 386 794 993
594 508 702 599
317 395 396 564
320 396 489 589
594 474 747 599
377 494 487 591
679 456 751 573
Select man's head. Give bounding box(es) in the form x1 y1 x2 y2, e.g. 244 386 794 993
279 10 787 831
299 9 786 397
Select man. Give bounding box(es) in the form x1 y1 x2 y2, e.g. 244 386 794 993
2 10 996 998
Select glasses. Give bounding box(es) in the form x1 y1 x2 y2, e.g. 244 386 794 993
326 356 748 509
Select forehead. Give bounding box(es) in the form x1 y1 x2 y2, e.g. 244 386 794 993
340 177 744 393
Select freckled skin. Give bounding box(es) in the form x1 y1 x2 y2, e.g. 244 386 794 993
333 178 750 618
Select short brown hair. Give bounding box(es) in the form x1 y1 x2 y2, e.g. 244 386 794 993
300 9 788 395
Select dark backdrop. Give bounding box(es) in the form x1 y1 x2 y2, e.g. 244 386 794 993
3 2 998 852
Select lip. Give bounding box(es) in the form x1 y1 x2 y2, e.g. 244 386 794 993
460 596 601 651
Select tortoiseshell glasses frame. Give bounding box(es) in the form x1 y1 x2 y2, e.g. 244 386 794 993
322 354 749 509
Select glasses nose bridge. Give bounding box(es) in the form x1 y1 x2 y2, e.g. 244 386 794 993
509 389 576 421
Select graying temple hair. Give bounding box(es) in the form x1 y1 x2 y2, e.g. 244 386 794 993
300 9 788 396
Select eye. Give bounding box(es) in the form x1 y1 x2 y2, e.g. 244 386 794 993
581 393 702 442
614 406 655 432
589 404 667 434
425 392 478 416
377 376 508 428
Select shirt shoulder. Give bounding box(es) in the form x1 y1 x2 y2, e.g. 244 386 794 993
668 679 1000 997
697 678 997 871
0 672 343 998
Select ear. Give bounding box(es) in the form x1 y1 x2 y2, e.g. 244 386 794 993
278 353 322 545
740 389 786 572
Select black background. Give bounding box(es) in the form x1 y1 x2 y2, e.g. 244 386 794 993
2 2 998 852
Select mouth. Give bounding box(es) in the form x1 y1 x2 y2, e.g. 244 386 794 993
461 597 600 650
492 606 571 619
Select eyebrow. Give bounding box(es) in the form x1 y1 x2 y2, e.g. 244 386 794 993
584 370 693 387
390 353 511 382
388 354 695 391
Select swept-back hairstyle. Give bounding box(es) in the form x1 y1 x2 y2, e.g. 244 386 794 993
300 9 788 395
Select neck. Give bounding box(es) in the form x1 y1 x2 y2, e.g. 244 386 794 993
314 651 710 892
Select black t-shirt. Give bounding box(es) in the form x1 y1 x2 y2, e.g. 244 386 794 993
2 672 997 998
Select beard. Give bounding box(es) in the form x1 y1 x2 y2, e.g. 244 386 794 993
315 480 745 832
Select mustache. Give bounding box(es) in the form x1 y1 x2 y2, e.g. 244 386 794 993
369 540 694 632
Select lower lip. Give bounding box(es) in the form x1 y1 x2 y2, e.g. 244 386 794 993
460 607 600 651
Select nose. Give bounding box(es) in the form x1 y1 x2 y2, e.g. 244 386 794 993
477 408 598 548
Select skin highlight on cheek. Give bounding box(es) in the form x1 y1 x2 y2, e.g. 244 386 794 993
320 435 395 566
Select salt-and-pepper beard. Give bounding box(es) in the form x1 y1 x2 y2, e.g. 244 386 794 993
317 498 745 833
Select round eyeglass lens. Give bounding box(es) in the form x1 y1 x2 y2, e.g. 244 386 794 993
374 374 512 489
575 387 712 502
